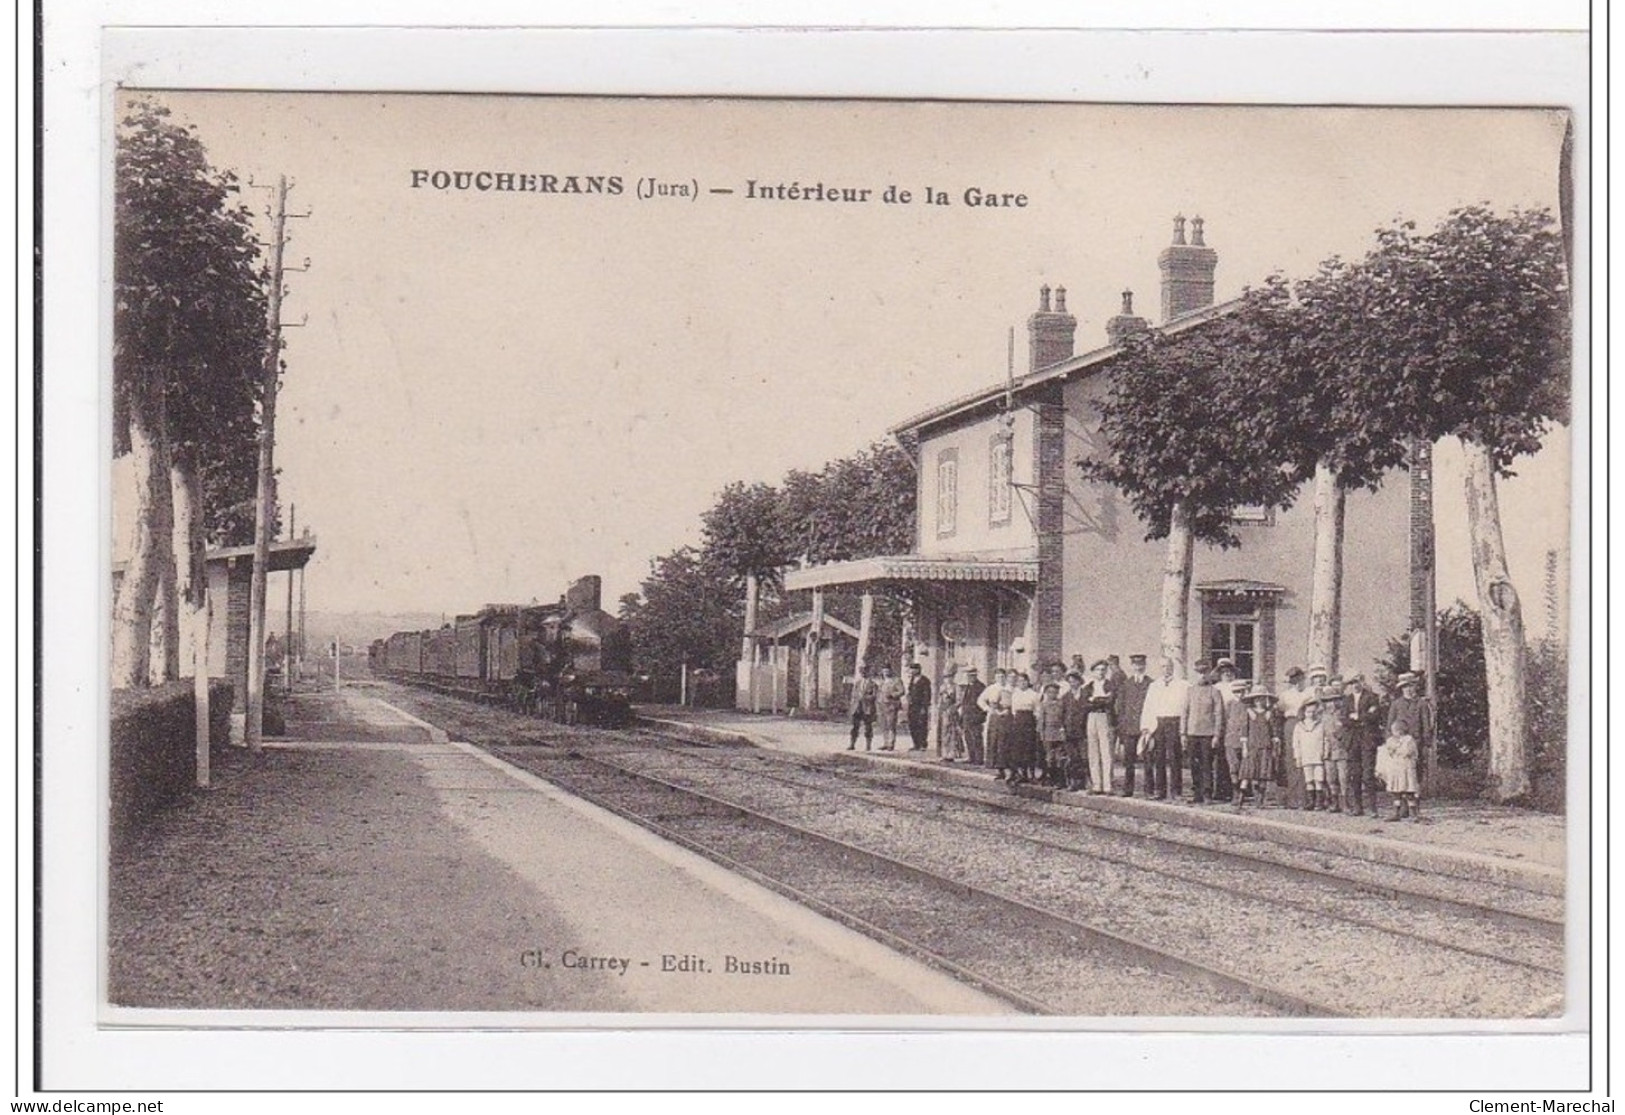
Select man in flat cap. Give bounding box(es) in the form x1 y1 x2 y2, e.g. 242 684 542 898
1343 673 1384 817
1184 659 1225 804
1115 653 1153 797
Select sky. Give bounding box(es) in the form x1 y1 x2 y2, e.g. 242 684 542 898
115 93 1573 629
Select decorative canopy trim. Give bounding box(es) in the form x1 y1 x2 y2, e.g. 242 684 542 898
1195 578 1288 597
782 555 1040 592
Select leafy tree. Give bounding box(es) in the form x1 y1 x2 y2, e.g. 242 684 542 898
777 441 916 565
618 547 743 695
1359 206 1569 801
112 99 270 687
1077 318 1303 665
701 481 792 588
1235 265 1420 672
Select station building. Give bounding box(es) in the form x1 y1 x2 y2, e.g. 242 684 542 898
782 217 1429 700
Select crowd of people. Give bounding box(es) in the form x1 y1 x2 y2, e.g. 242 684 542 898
850 653 1434 823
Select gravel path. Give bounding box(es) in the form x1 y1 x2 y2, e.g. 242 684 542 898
108 745 633 1012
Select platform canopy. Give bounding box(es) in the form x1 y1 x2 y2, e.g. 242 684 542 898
781 555 1039 593
206 536 318 573
113 535 318 578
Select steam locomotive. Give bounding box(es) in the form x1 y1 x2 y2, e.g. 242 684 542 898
369 575 636 726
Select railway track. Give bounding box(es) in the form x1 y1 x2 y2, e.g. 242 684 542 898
373 685 1564 1017
631 727 1565 942
612 735 1564 978
490 743 1316 1017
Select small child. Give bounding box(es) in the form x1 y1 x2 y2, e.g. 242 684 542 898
1293 695 1328 811
1376 732 1421 821
1320 678 1350 813
1037 681 1068 787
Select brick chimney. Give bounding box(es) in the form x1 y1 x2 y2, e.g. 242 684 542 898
1028 283 1077 373
565 575 603 614
1105 289 1150 345
1158 214 1218 322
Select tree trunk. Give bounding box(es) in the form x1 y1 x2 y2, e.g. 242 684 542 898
1462 440 1531 802
1307 460 1347 674
111 382 175 689
148 464 185 684
173 464 208 663
1159 500 1195 667
740 574 759 663
854 591 875 672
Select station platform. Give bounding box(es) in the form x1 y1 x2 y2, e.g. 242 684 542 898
640 704 1568 896
108 688 1008 1018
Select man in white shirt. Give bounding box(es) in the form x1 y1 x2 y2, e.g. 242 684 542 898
1140 657 1189 801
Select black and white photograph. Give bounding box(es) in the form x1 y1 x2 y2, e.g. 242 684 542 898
101 88 1578 1027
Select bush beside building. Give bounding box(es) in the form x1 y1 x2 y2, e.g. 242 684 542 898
111 679 233 844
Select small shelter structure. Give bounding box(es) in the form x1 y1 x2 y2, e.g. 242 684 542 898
736 610 860 713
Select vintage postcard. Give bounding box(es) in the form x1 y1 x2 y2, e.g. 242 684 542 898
101 88 1580 1038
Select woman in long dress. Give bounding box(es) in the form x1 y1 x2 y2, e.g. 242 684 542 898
1007 672 1041 785
1235 686 1279 809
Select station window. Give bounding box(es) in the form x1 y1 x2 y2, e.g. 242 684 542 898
988 433 1013 526
936 448 959 537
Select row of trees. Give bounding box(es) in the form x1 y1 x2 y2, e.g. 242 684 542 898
618 443 916 690
111 100 274 689
1081 207 1569 802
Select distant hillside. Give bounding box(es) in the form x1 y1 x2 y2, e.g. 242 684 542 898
296 611 448 651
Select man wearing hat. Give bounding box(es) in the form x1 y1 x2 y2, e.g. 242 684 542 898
1081 659 1118 794
905 661 932 751
1184 659 1225 804
1343 673 1384 817
1140 657 1189 800
958 666 987 766
1320 674 1352 812
1114 653 1153 797
1060 670 1089 791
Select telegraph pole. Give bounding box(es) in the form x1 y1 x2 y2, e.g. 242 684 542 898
285 504 297 694
245 177 291 750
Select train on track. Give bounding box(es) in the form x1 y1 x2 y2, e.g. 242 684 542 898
369 574 637 726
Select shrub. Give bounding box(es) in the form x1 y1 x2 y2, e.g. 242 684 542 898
1378 602 1489 768
1380 604 1569 808
110 679 233 845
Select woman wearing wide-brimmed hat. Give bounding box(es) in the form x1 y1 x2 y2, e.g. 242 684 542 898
1235 685 1279 810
